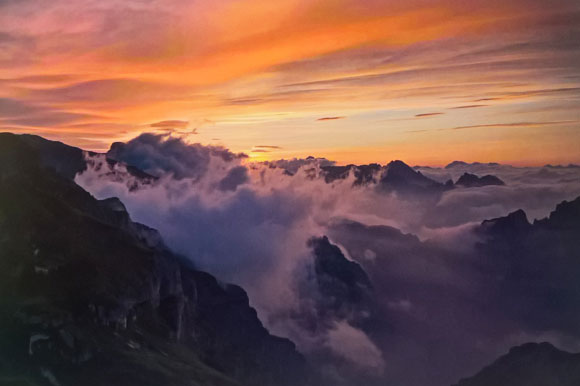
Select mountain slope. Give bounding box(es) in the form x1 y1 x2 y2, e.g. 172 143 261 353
0 133 309 386
453 342 580 386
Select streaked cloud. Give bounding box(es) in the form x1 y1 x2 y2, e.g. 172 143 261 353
415 113 444 118
150 120 189 129
317 116 346 121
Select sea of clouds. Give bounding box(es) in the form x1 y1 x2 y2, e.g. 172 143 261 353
75 133 580 386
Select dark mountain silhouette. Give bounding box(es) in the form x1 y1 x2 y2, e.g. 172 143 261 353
14 133 156 183
319 160 454 196
0 133 309 386
328 196 580 386
378 160 453 196
445 161 501 169
308 236 376 326
455 172 505 187
321 163 382 185
453 342 580 386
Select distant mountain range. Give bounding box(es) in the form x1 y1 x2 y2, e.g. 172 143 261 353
320 160 505 195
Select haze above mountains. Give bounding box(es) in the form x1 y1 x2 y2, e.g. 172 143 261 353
1 132 580 386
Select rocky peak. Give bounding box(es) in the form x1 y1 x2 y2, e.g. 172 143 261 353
480 209 531 236
306 236 376 326
534 196 580 230
379 160 450 196
455 172 505 188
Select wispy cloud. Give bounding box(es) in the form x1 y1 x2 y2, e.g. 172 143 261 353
317 116 346 121
449 105 488 109
0 0 578 163
450 120 579 131
415 112 444 118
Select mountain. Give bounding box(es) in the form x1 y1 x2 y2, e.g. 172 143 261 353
321 164 382 185
308 236 376 326
0 133 309 386
328 197 580 386
453 342 580 386
455 173 505 188
474 196 580 334
445 161 500 169
378 160 453 196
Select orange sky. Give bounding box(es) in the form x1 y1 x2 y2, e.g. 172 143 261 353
0 0 579 166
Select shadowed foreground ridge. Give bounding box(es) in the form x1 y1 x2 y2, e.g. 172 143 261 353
454 342 580 386
0 133 309 386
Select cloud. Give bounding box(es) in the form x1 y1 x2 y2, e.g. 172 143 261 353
0 74 81 85
415 112 444 118
450 105 488 109
20 78 192 106
449 120 579 131
106 133 246 180
255 145 282 149
0 97 104 126
326 321 385 372
150 120 189 129
75 138 580 386
218 166 249 191
317 116 346 121
264 157 336 174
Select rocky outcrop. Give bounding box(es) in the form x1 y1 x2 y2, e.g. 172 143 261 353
455 172 505 188
308 236 376 326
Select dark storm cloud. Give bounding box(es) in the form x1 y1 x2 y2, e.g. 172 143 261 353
106 133 246 180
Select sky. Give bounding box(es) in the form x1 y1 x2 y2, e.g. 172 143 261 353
0 0 579 166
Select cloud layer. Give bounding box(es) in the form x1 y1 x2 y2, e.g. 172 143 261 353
76 134 580 385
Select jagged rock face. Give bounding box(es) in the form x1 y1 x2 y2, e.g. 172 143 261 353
455 173 505 188
379 160 452 197
534 197 580 230
321 161 453 196
479 209 531 237
453 342 580 386
0 133 308 386
474 197 580 334
307 236 376 327
328 201 580 386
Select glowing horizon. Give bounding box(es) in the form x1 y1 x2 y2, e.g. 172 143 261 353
0 0 579 166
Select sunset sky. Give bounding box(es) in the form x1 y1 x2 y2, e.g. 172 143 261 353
1 0 579 165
